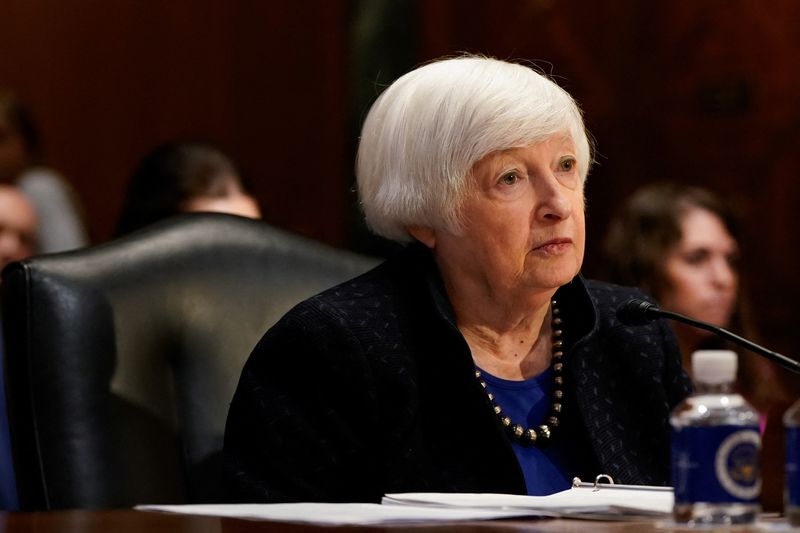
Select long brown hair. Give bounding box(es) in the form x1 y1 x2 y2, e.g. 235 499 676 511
601 182 777 402
602 182 741 302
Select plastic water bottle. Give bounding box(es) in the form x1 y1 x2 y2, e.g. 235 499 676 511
786 398 800 526
670 350 761 525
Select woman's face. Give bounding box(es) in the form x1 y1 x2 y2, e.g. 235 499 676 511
429 134 585 297
659 206 739 328
0 185 38 268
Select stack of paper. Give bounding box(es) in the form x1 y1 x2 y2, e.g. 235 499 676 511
138 485 673 525
383 486 673 520
136 502 536 525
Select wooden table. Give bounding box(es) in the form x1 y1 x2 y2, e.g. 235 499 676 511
0 509 785 532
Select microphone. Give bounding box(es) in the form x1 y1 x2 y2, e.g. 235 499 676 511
616 298 800 375
616 299 661 326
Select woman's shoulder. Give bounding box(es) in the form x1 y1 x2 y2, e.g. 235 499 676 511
304 243 432 310
245 249 431 383
575 278 666 341
575 279 686 386
579 278 655 323
582 278 654 304
272 245 430 336
16 166 68 190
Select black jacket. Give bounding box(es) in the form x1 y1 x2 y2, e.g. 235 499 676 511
223 244 691 502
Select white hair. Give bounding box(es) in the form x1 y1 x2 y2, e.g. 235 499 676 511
356 55 592 243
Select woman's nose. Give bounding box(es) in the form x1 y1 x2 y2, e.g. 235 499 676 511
535 174 572 221
711 257 737 289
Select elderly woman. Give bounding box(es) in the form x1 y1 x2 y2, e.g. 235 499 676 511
224 56 691 502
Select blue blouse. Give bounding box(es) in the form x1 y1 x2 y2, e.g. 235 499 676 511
478 367 572 495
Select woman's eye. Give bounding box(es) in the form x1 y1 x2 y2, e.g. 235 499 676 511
498 172 519 186
559 157 576 172
683 249 709 265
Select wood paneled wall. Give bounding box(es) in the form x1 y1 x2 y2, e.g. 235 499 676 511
2 0 799 361
0 0 349 244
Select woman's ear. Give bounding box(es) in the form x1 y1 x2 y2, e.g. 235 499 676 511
406 225 436 248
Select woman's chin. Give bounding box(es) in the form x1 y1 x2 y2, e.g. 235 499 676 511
700 310 733 330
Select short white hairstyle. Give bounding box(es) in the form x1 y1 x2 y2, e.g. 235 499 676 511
356 55 592 243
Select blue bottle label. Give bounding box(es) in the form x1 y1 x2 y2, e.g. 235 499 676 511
788 427 800 507
672 425 761 504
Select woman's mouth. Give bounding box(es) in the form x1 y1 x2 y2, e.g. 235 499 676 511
534 238 573 255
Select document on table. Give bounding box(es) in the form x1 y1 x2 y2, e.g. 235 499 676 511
135 502 539 526
383 485 674 519
137 484 673 525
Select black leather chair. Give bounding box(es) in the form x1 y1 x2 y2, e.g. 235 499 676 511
0 213 377 510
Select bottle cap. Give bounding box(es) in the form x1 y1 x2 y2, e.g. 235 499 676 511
692 350 737 384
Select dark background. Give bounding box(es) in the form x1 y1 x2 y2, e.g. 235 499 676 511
2 0 799 360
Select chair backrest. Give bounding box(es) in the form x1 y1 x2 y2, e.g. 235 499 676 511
0 213 378 510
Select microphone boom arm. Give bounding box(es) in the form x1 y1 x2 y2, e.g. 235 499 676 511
657 308 800 375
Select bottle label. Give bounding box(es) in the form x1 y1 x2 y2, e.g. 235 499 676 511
672 425 761 504
788 427 800 507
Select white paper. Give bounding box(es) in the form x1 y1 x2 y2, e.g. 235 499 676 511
137 485 674 524
383 486 674 517
135 502 537 525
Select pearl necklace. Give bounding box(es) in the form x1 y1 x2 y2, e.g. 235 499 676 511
474 299 564 446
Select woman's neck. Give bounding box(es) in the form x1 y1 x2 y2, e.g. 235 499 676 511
443 276 556 381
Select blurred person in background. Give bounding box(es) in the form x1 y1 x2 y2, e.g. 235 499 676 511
0 184 38 271
114 140 261 237
602 183 778 405
0 91 89 253
0 184 39 510
601 182 794 510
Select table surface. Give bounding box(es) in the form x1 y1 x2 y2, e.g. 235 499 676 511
0 509 788 533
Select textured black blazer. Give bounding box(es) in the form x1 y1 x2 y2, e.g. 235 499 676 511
224 244 691 503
